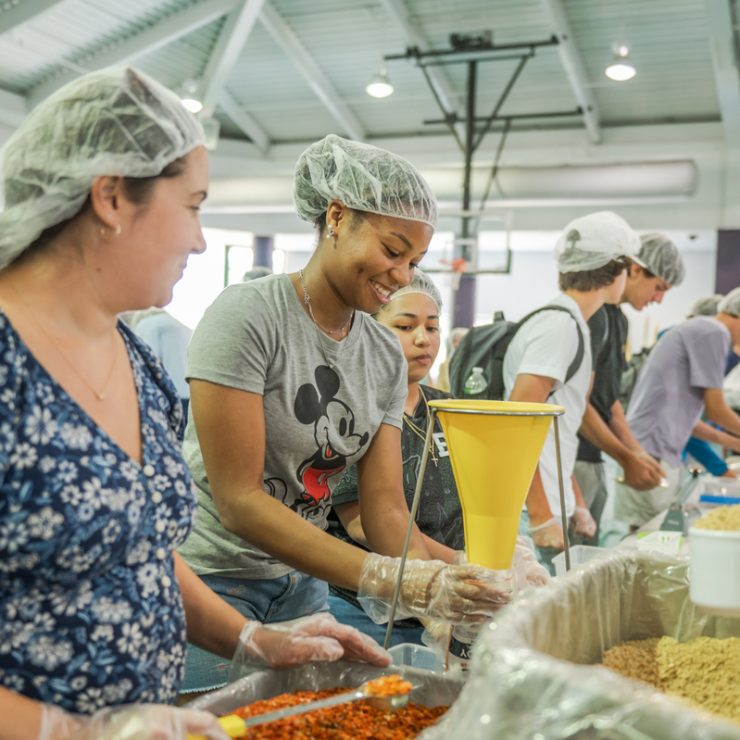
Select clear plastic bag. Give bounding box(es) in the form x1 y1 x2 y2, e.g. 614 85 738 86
420 551 740 739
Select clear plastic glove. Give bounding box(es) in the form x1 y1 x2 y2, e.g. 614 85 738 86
357 554 510 626
721 468 737 479
571 506 597 538
38 703 226 740
230 613 390 680
529 516 565 551
512 536 550 588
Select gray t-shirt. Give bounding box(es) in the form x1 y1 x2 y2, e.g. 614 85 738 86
178 275 407 579
627 316 730 467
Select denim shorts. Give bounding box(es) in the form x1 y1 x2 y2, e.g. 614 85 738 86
180 571 329 694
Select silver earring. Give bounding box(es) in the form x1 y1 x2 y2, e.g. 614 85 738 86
326 228 335 239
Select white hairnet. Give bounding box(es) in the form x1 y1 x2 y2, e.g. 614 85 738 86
389 269 442 310
293 134 437 229
688 294 723 317
0 66 204 268
638 233 686 286
718 287 740 317
555 211 641 273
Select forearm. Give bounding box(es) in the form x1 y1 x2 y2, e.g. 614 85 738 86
217 486 368 589
0 688 42 740
525 467 554 526
579 403 632 466
572 475 587 509
343 509 452 563
174 552 246 658
692 421 740 452
608 400 644 453
706 406 740 437
360 495 430 561
420 534 457 563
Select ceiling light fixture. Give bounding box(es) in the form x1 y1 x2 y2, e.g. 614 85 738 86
605 43 636 82
180 78 203 113
365 66 394 98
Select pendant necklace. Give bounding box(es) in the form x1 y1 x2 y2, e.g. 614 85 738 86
298 269 354 369
8 282 119 401
403 385 438 466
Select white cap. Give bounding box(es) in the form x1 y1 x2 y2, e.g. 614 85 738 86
718 287 740 317
555 211 642 273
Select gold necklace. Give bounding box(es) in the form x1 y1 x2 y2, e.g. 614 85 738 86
298 269 354 338
9 282 119 402
403 385 438 466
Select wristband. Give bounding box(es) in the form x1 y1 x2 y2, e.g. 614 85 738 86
528 516 558 534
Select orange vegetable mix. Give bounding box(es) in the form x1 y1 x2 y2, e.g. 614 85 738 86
230 685 447 739
364 674 413 697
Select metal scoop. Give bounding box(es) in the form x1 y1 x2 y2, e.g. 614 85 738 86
190 676 413 739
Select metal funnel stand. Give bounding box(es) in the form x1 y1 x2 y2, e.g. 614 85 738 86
383 399 567 649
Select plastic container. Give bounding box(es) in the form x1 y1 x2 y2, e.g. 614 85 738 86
187 661 464 719
551 544 610 576
462 366 487 397
699 476 740 505
689 526 740 616
389 643 443 672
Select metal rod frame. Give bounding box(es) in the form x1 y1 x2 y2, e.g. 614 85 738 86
383 404 566 648
383 411 436 649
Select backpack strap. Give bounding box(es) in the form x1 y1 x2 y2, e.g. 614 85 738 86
515 305 585 387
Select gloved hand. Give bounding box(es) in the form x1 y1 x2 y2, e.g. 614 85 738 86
357 554 510 626
529 516 565 551
230 613 390 680
512 536 550 589
571 506 597 538
38 703 227 740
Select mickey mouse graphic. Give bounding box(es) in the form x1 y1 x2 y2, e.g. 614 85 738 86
293 365 369 517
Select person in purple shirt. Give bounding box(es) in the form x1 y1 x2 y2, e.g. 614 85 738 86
615 287 740 529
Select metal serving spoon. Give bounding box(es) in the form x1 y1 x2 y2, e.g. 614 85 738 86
190 676 413 739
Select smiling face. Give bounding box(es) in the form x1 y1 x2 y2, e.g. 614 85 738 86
322 204 434 314
622 264 672 310
376 292 441 385
109 146 209 309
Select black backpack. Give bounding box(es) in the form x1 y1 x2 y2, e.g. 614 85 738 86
449 306 585 400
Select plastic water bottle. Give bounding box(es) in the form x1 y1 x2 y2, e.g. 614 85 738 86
463 366 487 397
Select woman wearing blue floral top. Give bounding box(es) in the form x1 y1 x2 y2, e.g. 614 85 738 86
0 67 388 740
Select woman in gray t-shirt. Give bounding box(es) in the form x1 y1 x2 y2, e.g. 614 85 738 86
179 135 506 692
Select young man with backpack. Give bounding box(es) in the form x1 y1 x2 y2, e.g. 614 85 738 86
502 212 640 571
614 287 740 530
574 233 686 544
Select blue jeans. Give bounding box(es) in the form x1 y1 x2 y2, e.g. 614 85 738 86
327 595 424 648
180 571 329 694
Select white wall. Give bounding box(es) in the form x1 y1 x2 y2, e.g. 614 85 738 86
166 227 723 376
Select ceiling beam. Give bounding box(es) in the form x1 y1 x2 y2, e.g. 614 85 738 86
200 0 265 113
0 86 27 126
259 2 365 140
704 0 740 147
540 0 602 144
0 0 65 36
377 0 463 140
28 0 241 108
219 90 270 154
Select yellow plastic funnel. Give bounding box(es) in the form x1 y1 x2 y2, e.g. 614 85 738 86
429 399 563 570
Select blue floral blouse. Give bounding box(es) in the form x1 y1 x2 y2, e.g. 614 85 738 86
0 313 196 713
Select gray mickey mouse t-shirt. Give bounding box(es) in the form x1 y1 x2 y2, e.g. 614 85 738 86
178 275 407 579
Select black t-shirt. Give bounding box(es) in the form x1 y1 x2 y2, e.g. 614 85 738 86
327 385 463 611
577 304 629 463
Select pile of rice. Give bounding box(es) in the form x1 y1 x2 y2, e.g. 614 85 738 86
692 505 740 531
602 636 740 724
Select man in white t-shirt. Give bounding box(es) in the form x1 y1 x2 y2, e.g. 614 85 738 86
503 212 640 571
